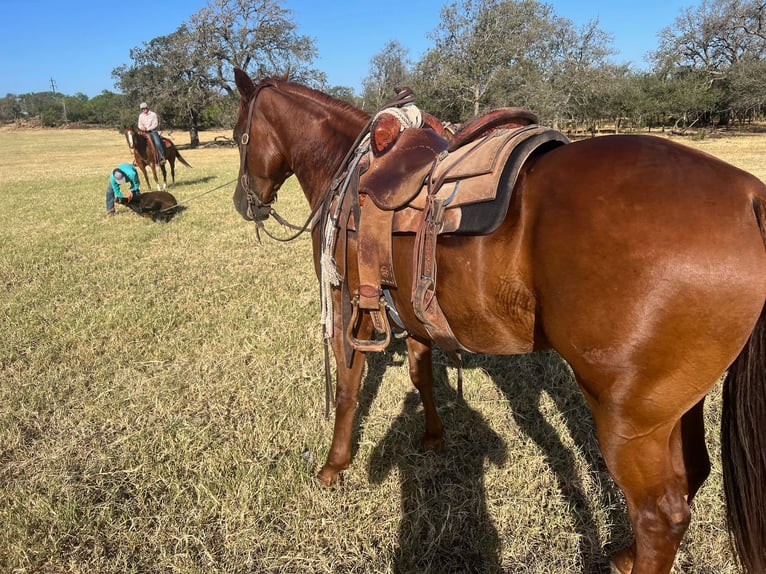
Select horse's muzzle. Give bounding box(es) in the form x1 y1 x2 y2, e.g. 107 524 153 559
234 183 271 221
249 202 272 221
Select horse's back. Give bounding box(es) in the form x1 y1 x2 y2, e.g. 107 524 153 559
522 134 766 401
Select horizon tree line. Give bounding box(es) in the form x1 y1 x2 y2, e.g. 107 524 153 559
2 0 765 141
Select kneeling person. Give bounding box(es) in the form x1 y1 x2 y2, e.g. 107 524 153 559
106 163 141 216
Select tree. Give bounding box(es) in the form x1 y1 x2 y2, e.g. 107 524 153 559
113 0 319 145
411 0 617 127
187 0 321 97
727 59 766 120
361 40 412 111
413 0 557 120
654 0 766 71
509 16 616 129
85 91 129 127
114 24 217 147
325 85 361 107
0 94 23 123
652 0 766 122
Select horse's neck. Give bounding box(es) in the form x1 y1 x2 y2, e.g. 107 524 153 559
295 124 364 208
280 105 367 210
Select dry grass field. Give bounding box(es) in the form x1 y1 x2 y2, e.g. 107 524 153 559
2 125 765 573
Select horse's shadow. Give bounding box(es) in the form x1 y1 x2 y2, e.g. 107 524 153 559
468 351 630 572
354 345 629 573
167 175 218 188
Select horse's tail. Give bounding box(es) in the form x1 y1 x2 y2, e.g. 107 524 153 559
175 147 192 168
720 197 766 574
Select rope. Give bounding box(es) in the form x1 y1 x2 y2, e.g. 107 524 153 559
156 178 238 213
319 138 369 338
371 103 423 130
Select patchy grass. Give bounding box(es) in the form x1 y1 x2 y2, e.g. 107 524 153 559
1 127 759 573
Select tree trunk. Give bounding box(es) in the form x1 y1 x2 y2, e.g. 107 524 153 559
189 125 200 148
188 109 200 148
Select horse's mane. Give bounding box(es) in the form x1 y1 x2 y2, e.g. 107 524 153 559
240 77 370 124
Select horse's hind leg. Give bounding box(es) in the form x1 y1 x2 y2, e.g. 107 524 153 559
678 398 710 504
406 336 444 451
590 398 701 574
606 400 710 574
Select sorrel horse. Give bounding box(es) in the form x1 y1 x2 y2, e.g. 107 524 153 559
124 125 192 191
231 68 766 574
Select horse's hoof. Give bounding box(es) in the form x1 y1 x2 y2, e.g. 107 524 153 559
423 434 445 452
609 548 634 574
316 465 342 487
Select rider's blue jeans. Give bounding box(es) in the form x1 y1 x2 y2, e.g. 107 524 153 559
148 130 165 160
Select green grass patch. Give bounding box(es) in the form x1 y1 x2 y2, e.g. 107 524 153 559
0 127 756 573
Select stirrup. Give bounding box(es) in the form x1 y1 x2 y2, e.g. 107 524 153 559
346 295 392 352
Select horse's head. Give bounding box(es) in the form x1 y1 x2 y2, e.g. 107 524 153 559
124 125 137 151
232 68 293 221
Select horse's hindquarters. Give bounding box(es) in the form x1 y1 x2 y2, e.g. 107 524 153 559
519 134 766 572
526 134 766 410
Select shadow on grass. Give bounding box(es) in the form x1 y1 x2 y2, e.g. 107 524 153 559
357 345 628 574
166 175 220 189
470 351 629 573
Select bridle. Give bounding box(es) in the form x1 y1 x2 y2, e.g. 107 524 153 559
237 81 320 242
237 81 274 217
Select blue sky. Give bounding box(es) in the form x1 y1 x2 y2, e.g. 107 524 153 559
0 0 697 97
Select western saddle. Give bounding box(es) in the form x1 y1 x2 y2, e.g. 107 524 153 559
320 90 569 363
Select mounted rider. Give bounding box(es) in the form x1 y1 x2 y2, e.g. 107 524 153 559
138 102 166 164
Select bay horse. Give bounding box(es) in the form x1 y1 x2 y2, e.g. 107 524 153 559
231 68 766 574
124 125 192 191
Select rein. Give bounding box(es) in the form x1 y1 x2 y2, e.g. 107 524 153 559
252 201 322 243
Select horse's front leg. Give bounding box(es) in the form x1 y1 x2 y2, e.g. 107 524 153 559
139 166 151 190
406 336 444 451
317 291 370 486
150 164 162 191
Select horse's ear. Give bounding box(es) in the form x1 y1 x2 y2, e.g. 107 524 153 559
234 68 256 99
281 66 291 81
